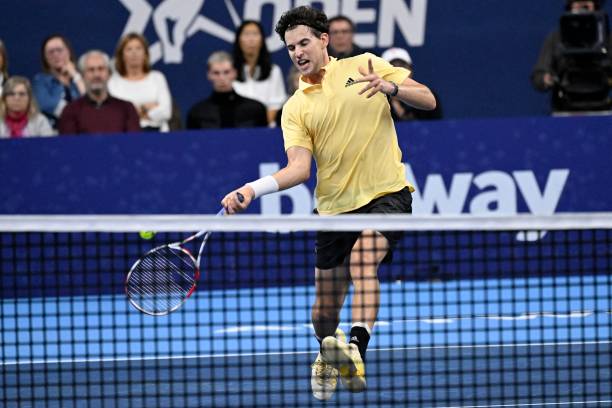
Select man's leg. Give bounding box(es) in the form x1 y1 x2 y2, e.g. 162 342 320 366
310 266 350 400
349 230 389 333
312 265 350 343
321 230 389 393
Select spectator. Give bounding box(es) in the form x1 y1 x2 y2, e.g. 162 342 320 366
187 51 267 129
108 33 172 132
232 20 287 126
531 0 612 112
169 98 183 131
0 39 8 96
32 35 85 127
381 47 443 121
285 65 302 96
0 76 54 138
327 15 364 59
275 65 302 127
58 50 140 135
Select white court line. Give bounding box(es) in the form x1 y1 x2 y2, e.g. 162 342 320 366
440 400 612 408
2 339 610 367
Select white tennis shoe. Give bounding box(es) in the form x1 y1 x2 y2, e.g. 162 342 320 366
321 335 366 393
311 328 346 400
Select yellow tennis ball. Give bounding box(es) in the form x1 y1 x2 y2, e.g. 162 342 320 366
139 231 156 240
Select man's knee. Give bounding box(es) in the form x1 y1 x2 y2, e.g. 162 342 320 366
351 230 389 268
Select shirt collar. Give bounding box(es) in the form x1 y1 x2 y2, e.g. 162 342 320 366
85 93 111 107
298 57 337 91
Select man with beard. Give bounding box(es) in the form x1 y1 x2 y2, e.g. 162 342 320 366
58 50 140 135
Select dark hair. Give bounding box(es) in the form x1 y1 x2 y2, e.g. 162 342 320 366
275 6 329 43
40 34 76 73
565 0 603 10
328 15 355 31
114 32 151 77
233 20 272 82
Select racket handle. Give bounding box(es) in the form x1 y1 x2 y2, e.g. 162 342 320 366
236 192 245 203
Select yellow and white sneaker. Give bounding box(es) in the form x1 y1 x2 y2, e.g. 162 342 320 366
321 335 366 393
311 328 346 400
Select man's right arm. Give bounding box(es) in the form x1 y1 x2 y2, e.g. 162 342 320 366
221 146 312 214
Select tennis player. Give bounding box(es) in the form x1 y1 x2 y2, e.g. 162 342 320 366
221 5 436 401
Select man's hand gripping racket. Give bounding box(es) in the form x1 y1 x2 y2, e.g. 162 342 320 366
126 193 244 315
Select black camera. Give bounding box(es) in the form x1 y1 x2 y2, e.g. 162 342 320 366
556 10 611 111
560 11 609 53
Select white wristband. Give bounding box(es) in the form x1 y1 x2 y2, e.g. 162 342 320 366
246 175 279 199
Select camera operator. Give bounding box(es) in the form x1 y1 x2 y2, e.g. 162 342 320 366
531 0 612 113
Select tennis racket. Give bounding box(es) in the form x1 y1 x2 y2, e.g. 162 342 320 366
126 193 243 315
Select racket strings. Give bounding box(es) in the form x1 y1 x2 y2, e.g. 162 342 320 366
127 247 197 314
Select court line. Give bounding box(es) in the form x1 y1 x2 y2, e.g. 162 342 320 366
440 400 612 408
2 339 610 367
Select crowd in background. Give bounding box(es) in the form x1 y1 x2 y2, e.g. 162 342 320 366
0 14 446 139
0 0 612 138
8 0 610 139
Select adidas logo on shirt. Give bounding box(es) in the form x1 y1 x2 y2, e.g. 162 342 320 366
350 336 359 343
345 77 357 87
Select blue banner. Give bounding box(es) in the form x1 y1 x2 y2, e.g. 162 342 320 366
2 115 611 298
1 116 610 215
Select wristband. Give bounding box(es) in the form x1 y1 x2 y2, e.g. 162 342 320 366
387 81 399 97
72 72 83 82
246 175 279 199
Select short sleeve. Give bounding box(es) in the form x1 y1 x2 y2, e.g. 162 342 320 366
280 96 312 152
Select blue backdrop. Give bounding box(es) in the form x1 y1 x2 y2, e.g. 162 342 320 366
3 0 611 120
1 116 610 215
2 115 611 298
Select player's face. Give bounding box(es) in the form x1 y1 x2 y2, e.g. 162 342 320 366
207 60 236 92
285 25 329 78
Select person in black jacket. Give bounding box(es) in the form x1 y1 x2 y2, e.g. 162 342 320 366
187 51 267 129
381 47 443 121
531 0 612 112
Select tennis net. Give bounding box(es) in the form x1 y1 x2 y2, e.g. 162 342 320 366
1 213 611 407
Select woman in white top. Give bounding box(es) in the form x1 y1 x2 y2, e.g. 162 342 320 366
232 20 287 126
108 33 172 132
0 76 54 138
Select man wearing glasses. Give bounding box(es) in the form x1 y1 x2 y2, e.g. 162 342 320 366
327 15 365 59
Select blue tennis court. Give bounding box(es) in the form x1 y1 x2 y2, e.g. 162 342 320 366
3 277 610 407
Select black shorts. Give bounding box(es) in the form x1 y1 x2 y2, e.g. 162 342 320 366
315 187 413 269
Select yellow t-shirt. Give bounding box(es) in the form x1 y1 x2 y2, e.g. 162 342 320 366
281 53 414 215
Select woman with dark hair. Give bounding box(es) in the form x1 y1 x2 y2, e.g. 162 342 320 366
0 76 54 138
108 32 172 132
0 39 8 96
32 35 85 126
232 20 286 126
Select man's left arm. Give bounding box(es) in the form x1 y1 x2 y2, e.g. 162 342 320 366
389 76 436 111
356 58 436 111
